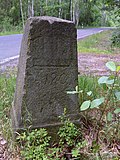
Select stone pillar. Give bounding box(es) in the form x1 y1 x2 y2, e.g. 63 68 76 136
11 16 79 131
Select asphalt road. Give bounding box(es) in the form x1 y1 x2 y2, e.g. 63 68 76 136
0 34 22 60
0 28 111 63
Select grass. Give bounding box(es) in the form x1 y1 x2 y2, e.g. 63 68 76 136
78 75 99 104
0 30 23 36
0 71 16 118
77 30 119 54
0 70 17 158
0 24 23 36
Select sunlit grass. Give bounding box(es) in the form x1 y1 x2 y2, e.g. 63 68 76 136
0 30 23 36
0 72 16 117
77 30 115 54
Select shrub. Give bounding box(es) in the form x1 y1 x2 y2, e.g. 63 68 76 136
111 28 120 47
17 128 51 160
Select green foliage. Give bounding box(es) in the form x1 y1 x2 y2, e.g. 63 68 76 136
71 140 87 158
58 108 81 147
17 108 85 159
77 75 100 106
0 0 119 34
0 70 17 156
81 100 91 111
111 28 120 47
0 72 16 118
106 61 117 71
0 17 12 32
80 97 105 111
83 60 120 149
80 61 120 113
17 128 51 160
67 61 120 159
0 16 22 34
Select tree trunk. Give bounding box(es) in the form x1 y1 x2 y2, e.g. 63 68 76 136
58 0 62 18
73 0 76 23
28 0 31 18
28 0 34 18
32 0 34 17
73 0 77 24
19 0 24 28
75 0 80 26
72 0 80 26
70 0 73 21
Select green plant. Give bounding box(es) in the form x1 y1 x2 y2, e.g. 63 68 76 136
0 73 16 117
0 15 23 35
17 109 84 160
67 61 120 159
80 62 120 151
111 28 120 47
79 61 120 116
78 75 99 105
0 70 19 158
71 140 87 158
56 108 88 159
58 108 81 147
0 71 16 136
47 147 62 160
17 128 51 160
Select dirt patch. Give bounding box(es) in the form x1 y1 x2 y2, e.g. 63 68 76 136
0 53 120 76
78 53 120 76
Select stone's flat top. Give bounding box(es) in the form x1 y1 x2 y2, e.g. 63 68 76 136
28 16 73 24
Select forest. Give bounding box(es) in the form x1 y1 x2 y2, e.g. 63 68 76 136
0 0 120 33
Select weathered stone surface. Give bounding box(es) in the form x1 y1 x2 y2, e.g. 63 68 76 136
11 16 79 131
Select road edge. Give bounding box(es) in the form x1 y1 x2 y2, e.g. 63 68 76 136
0 55 19 65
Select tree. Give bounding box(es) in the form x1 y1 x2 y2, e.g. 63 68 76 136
58 0 62 18
0 0 119 33
72 0 80 26
19 0 24 28
32 0 34 17
28 0 34 18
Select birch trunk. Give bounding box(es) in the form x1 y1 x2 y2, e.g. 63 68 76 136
75 0 80 26
73 0 76 23
28 0 34 18
32 0 34 17
58 0 62 18
19 0 24 28
73 0 80 26
28 0 31 18
70 0 73 21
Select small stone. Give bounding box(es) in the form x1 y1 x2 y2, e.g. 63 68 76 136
0 147 4 154
0 139 7 145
